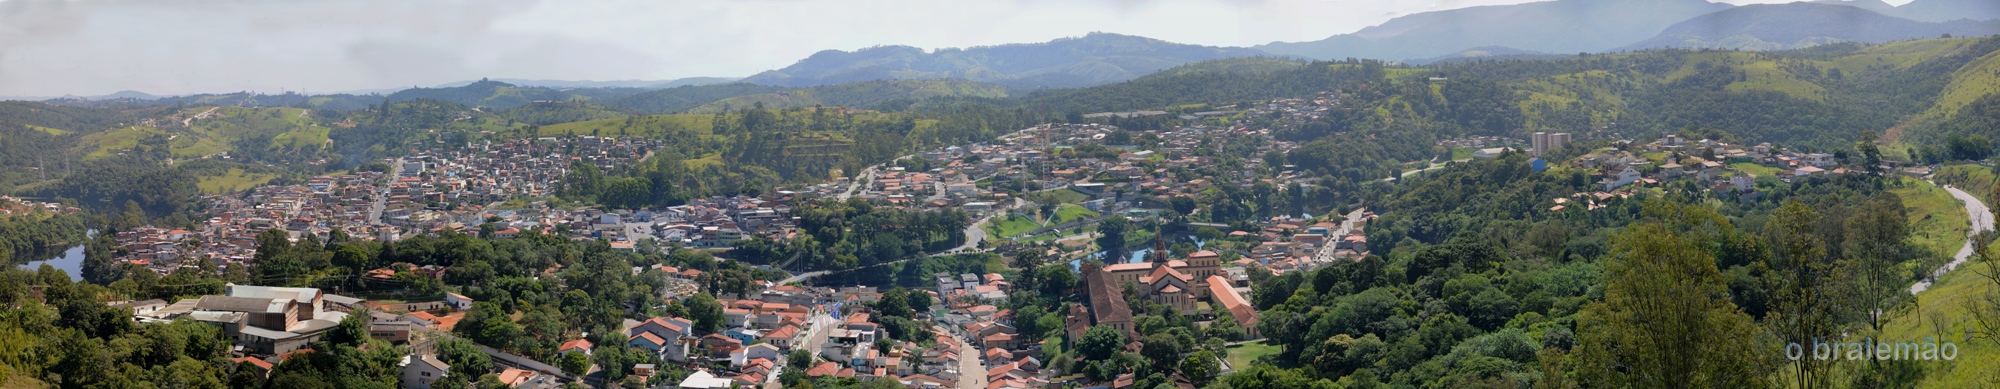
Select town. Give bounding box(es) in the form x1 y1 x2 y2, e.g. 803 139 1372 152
82 86 1893 389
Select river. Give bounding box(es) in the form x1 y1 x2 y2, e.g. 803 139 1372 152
16 230 93 281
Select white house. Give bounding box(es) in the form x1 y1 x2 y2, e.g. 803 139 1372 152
445 293 474 311
1601 166 1642 192
677 370 735 389
401 355 449 389
732 343 784 367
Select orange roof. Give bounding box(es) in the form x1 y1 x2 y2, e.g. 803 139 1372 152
495 368 534 385
806 362 840 377
762 325 800 340
630 332 666 346
232 356 274 371
559 338 593 352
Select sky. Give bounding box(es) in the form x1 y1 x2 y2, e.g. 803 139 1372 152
0 0 1906 97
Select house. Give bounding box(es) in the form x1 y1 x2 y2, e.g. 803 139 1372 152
444 293 474 311
628 332 670 355
732 343 783 367
760 325 802 350
558 339 594 356
1804 153 1837 168
494 368 536 387
677 370 735 389
1473 147 1511 159
1600 166 1641 191
401 355 450 389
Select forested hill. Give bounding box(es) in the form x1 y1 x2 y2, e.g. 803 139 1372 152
738 32 1268 89
1621 3 2000 51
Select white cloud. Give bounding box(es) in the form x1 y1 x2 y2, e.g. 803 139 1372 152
0 0 1907 96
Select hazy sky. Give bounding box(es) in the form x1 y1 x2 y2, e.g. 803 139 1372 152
0 0 1905 97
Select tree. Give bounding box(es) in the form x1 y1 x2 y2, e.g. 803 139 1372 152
1970 233 2000 348
1763 200 1841 389
327 308 371 347
560 351 591 377
1079 325 1127 360
1844 194 1910 339
1169 196 1198 217
1140 333 1182 371
438 338 494 377
685 292 725 333
1097 216 1130 261
1575 202 1774 389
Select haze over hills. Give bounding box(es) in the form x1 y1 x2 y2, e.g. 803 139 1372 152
431 77 741 89
737 32 1269 90
1254 0 1732 61
1622 3 2000 51
1884 0 2000 22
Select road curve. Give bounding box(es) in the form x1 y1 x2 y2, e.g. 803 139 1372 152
1910 185 1994 294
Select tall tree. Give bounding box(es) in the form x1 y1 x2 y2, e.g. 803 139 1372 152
1762 200 1841 389
1576 201 1774 389
1843 194 1911 339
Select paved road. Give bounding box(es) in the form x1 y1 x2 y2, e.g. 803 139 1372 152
368 157 405 225
956 333 988 389
1394 158 1463 181
1311 208 1369 264
1911 185 1994 294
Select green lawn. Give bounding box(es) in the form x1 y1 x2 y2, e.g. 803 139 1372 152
1052 204 1099 224
1225 340 1282 369
1451 147 1475 161
1731 162 1781 178
1041 188 1092 204
984 214 1042 239
196 168 278 194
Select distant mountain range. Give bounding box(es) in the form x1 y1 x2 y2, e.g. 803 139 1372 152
431 77 739 89
737 32 1268 89
16 0 2000 103
1255 0 1732 61
1621 3 2000 51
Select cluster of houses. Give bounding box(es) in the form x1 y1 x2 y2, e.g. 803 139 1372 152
380 136 659 228
112 284 572 389
0 195 76 216
98 170 385 273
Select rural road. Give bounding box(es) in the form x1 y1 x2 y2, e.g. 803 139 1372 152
1910 185 1993 294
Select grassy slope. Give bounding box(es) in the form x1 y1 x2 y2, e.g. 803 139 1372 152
534 114 715 138
1924 46 2000 120
1880 257 2000 387
1042 188 1092 204
1884 170 2000 387
1896 177 1970 262
76 107 335 159
1054 204 1100 223
196 168 277 194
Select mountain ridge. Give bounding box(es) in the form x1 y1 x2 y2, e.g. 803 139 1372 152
1254 0 1733 60
1620 3 2000 51
739 32 1269 89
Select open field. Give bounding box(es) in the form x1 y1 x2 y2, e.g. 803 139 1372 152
196 168 278 194
984 214 1042 239
1053 204 1099 223
1225 340 1282 369
1731 162 1781 178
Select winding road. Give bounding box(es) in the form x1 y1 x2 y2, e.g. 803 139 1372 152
1910 184 1994 294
